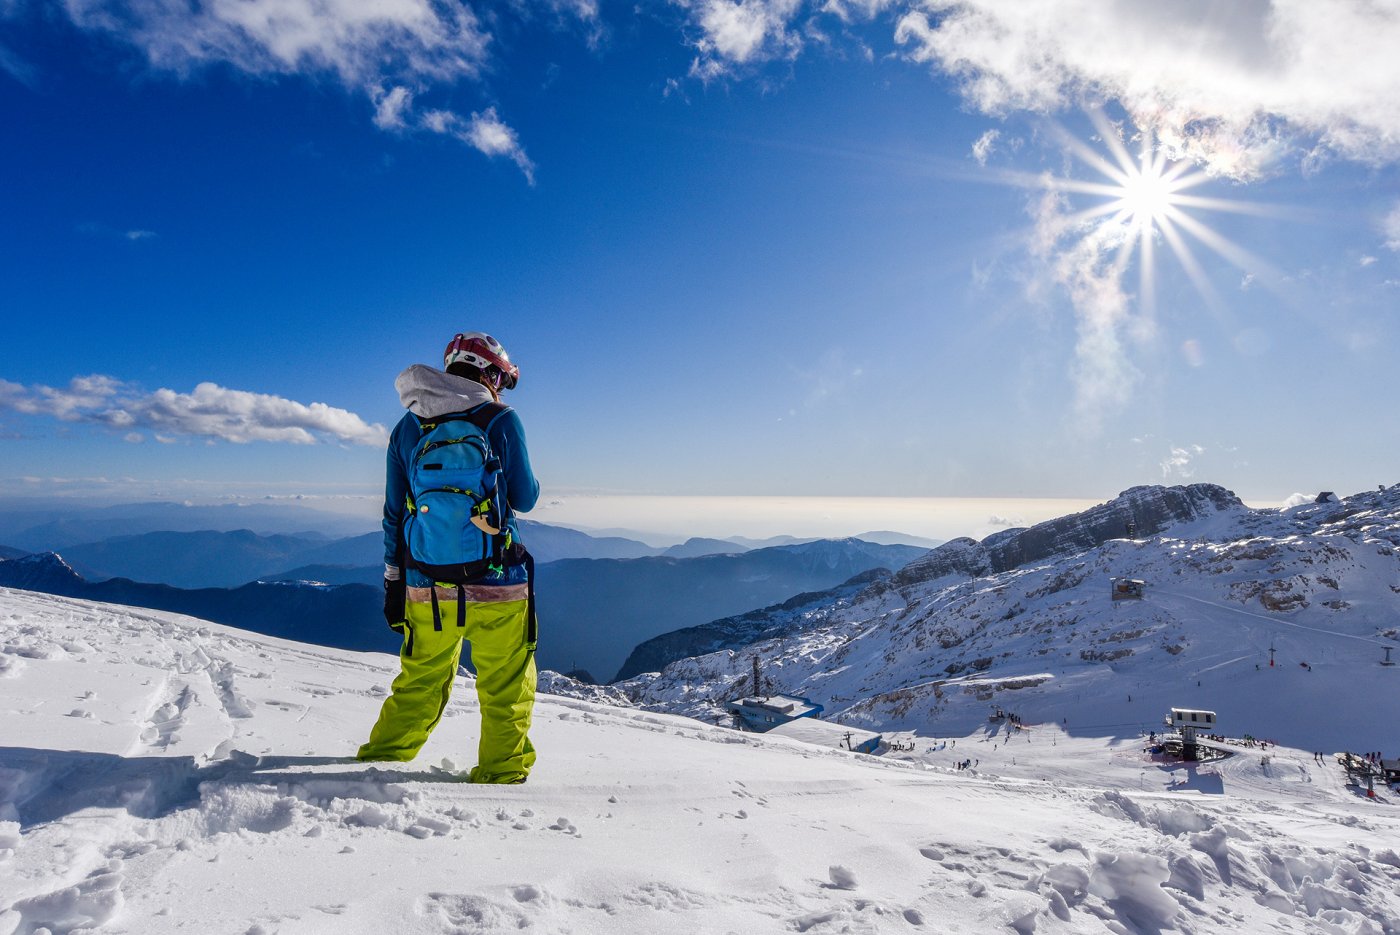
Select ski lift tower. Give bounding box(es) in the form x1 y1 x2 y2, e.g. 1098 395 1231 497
1165 707 1217 762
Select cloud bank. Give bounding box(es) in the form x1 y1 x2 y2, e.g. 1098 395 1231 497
894 0 1400 179
0 375 388 447
23 2 1400 182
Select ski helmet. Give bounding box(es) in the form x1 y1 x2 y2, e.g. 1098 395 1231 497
443 332 519 390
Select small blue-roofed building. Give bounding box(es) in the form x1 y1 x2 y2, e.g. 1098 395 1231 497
726 694 823 732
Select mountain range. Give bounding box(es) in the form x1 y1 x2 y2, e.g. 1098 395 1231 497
611 483 1400 755
0 552 386 652
532 538 927 682
0 499 371 550
0 536 928 681
11 520 783 590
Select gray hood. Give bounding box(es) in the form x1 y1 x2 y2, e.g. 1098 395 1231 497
395 364 497 418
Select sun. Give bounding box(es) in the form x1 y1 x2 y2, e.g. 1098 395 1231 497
1115 162 1179 229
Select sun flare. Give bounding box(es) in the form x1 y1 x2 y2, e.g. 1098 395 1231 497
982 111 1282 316
1116 163 1178 229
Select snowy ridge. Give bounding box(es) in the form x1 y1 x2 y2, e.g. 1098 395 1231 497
620 484 1400 755
613 568 891 682
3 586 1400 933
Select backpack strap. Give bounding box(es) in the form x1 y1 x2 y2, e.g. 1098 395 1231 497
416 401 510 434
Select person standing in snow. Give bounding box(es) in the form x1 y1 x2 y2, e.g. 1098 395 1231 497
358 332 541 784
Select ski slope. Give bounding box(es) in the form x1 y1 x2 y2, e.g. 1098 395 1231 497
3 588 1400 934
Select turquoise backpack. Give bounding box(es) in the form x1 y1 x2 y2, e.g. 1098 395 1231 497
402 403 511 584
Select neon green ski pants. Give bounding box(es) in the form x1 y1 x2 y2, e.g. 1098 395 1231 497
358 595 536 782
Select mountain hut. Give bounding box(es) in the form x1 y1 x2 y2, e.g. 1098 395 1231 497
726 694 823 733
1110 577 1146 601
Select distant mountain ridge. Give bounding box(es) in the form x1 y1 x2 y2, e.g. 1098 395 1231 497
534 537 928 682
0 500 371 550
662 537 750 558
59 530 382 589
24 522 663 590
0 552 386 652
613 568 891 681
0 536 929 684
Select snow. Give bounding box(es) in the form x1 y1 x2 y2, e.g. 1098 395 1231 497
767 718 881 752
3 588 1400 933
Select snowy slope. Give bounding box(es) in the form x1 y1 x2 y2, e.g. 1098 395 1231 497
622 485 1400 756
3 587 1400 934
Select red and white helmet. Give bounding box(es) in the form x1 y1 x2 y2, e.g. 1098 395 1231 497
443 332 519 390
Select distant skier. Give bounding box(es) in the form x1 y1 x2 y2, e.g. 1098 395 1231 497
357 332 541 784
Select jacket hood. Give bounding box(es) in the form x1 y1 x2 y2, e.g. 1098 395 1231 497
395 364 497 418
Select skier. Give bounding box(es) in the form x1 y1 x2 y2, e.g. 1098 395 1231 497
357 332 541 784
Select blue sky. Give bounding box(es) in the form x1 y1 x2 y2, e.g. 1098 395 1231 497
2 1 1398 532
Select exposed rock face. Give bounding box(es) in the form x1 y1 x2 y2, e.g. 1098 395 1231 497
893 484 1243 589
889 537 991 588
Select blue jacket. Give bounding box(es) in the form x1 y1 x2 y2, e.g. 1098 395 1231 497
382 365 540 587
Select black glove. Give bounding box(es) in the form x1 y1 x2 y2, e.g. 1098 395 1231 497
383 576 406 630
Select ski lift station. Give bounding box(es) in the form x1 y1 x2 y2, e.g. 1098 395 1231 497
1165 707 1218 761
767 718 882 754
1110 577 1146 601
726 694 823 732
1167 708 1217 730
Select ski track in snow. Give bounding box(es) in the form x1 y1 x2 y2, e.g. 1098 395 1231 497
2 587 1400 934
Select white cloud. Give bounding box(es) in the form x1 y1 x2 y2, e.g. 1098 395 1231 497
680 0 894 78
1384 201 1400 252
699 0 780 64
1281 492 1312 509
124 229 157 241
372 85 414 130
1028 187 1142 429
420 107 536 184
0 375 387 447
971 128 998 165
1360 254 1377 267
1160 444 1205 479
39 0 554 179
895 0 1400 179
59 0 490 89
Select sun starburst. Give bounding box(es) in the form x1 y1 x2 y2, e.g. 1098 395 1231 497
984 110 1284 319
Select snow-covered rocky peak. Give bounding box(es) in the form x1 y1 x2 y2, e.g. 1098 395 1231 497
890 537 991 587
985 483 1244 573
895 484 1244 591
0 552 83 591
